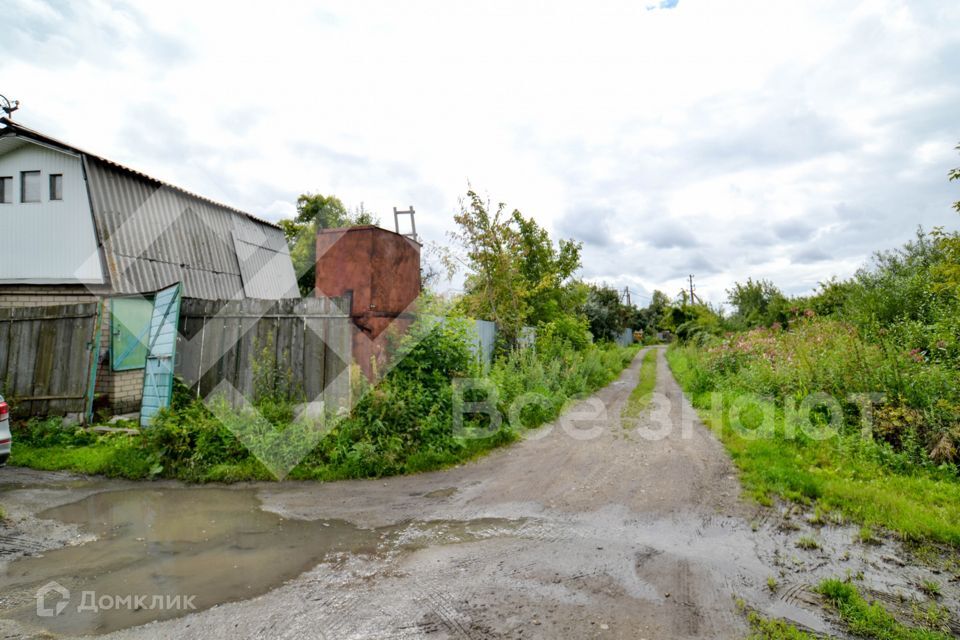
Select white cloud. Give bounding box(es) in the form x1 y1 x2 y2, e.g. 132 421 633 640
2 0 958 305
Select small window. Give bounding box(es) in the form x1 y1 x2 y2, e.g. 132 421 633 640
49 174 63 201
0 177 11 204
21 171 40 203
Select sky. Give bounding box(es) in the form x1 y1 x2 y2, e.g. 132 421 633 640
2 0 959 307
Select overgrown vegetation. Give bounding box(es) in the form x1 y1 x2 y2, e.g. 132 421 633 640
669 344 960 544
663 147 960 544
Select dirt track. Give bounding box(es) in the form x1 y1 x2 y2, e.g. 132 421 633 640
243 346 751 639
3 348 956 639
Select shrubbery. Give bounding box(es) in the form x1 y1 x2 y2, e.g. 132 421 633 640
12 315 636 483
665 224 960 543
676 227 960 469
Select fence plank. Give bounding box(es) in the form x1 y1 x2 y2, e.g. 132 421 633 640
0 303 99 417
303 316 325 404
175 296 351 411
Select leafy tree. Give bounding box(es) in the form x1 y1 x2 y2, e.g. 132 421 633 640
635 289 670 334
282 193 380 296
513 211 582 325
296 193 347 228
934 143 960 292
727 278 788 328
450 191 529 345
449 190 583 347
583 284 626 342
801 277 854 317
672 303 724 342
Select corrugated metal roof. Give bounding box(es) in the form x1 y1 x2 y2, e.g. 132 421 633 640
0 118 299 300
86 158 298 299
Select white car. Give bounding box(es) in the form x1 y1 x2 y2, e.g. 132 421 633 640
0 394 9 465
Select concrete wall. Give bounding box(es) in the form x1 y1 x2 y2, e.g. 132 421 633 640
0 141 104 284
315 226 421 377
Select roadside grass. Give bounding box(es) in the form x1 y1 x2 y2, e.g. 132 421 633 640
622 348 657 426
10 434 155 478
818 579 953 639
746 580 952 640
11 341 637 483
0 504 5 520
745 611 816 640
667 346 960 546
9 416 522 483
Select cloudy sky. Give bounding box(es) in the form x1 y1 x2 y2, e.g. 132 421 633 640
3 0 958 306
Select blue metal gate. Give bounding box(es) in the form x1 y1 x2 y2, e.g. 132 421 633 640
140 283 182 427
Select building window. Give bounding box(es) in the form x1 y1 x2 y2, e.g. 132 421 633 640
49 174 63 201
21 171 40 203
0 177 11 203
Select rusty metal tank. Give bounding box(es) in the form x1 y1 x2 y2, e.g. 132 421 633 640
315 225 420 378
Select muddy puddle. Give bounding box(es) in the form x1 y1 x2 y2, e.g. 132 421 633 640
0 488 525 637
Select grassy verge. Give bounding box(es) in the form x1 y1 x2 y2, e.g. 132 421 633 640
667 345 960 545
11 340 638 484
622 348 657 424
745 580 953 640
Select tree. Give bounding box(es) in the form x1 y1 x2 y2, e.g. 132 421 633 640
727 278 788 328
448 189 584 348
295 193 349 228
635 289 670 334
583 284 626 342
283 193 380 296
451 191 529 345
512 211 582 325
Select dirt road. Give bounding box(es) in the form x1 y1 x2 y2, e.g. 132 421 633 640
2 348 953 639
245 346 753 639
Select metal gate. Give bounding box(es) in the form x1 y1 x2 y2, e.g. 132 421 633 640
140 283 182 427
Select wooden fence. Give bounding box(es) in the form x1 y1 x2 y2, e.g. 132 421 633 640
176 296 353 412
0 303 101 417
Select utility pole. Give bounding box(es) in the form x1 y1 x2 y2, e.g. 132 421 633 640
688 274 696 306
620 286 632 307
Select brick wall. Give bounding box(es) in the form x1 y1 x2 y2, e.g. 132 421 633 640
0 286 98 308
93 300 145 415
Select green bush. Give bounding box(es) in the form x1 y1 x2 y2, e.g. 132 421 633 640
14 417 96 448
682 317 960 468
12 313 635 483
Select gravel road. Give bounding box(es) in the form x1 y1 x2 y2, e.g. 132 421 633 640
6 348 951 639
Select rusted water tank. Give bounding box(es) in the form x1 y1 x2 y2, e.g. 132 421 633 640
315 225 421 378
